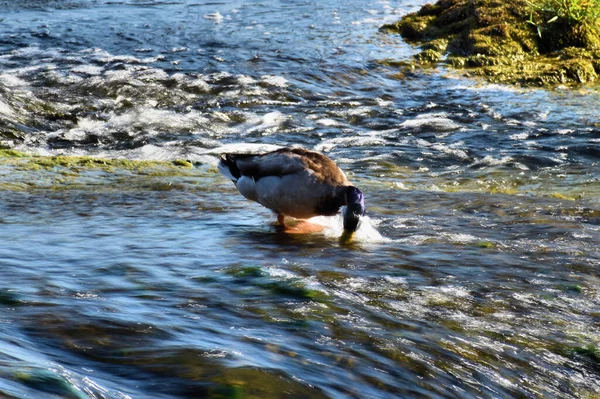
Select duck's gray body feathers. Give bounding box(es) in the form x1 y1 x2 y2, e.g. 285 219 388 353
218 148 351 220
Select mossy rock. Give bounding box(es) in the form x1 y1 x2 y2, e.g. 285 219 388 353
382 15 435 41
415 49 443 63
0 149 206 192
564 58 597 83
381 0 600 87
537 18 600 53
422 38 449 52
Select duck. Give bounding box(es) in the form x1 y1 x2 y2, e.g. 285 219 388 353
218 147 365 236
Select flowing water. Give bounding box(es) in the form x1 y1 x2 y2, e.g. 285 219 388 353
1 0 600 398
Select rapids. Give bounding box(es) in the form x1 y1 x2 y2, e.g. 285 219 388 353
0 1 599 398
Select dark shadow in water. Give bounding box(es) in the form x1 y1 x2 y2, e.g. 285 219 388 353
21 311 331 399
226 223 340 250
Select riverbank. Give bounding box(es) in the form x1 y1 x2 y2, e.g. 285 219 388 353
381 0 600 86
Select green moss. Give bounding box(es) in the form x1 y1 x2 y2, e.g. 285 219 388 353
0 149 30 158
564 58 597 83
414 49 443 63
381 14 435 41
552 192 577 201
226 266 265 279
0 289 22 306
566 344 600 370
422 38 449 52
3 154 190 173
564 284 584 293
0 151 208 192
173 159 194 168
381 0 600 86
528 1 600 51
15 369 88 399
265 280 324 300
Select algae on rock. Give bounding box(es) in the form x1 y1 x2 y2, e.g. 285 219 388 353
381 0 600 86
0 149 204 192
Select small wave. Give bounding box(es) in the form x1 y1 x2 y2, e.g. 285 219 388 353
510 132 529 140
208 143 283 157
315 118 341 127
395 234 435 245
0 98 15 117
237 75 258 86
70 65 104 76
204 12 224 23
440 232 481 244
315 135 386 152
429 143 470 160
261 75 288 87
400 113 461 132
76 107 209 134
0 74 28 87
472 155 514 167
244 111 289 135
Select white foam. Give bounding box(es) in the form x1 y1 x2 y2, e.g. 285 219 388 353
556 129 575 135
384 276 408 285
309 214 390 243
476 155 514 166
0 99 14 117
71 65 104 76
67 107 209 139
318 99 362 107
316 118 341 127
172 74 211 92
260 75 288 87
375 97 394 107
237 75 257 85
204 12 224 23
103 69 136 83
510 132 529 140
136 68 170 81
395 234 434 245
245 111 288 135
0 73 28 87
208 143 283 157
128 144 186 161
98 54 144 64
441 233 480 244
429 143 469 159
315 135 386 152
400 113 461 132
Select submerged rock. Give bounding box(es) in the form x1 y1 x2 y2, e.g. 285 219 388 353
381 0 600 87
0 149 205 192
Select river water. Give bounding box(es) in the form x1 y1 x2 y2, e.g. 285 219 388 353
1 1 599 398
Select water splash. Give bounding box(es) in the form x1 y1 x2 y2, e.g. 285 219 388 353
309 214 390 243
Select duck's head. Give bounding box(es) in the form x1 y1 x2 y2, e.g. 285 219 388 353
343 186 365 233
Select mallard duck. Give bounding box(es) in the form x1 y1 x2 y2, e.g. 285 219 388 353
218 147 365 234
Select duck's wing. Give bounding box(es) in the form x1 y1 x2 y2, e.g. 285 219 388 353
284 148 349 186
221 148 349 185
228 150 307 180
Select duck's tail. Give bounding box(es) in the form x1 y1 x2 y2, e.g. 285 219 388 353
218 154 241 182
